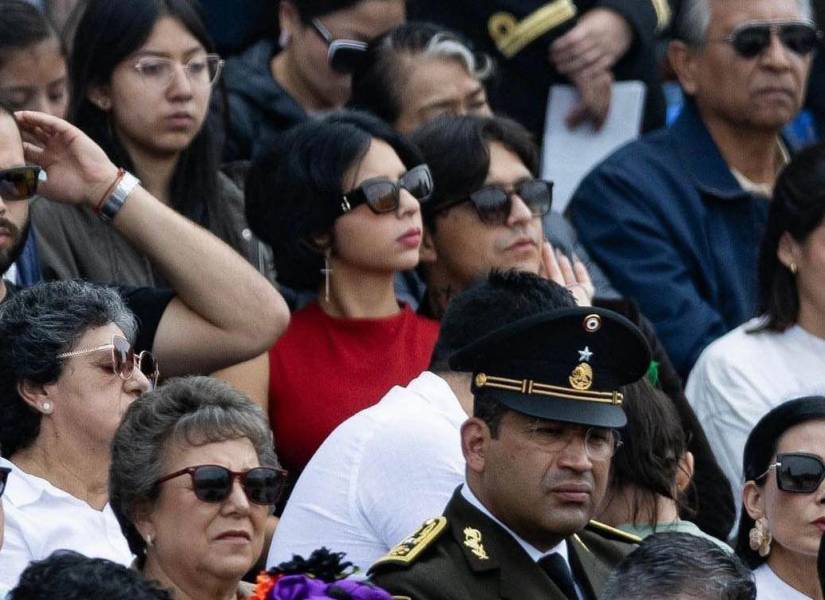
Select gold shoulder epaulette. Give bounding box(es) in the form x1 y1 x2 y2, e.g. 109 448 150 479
586 520 642 544
368 517 448 572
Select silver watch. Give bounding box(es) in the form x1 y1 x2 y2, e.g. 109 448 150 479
99 171 141 223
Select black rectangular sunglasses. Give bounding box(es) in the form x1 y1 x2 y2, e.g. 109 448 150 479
0 166 41 201
339 164 433 216
758 452 825 493
724 20 821 58
156 464 288 505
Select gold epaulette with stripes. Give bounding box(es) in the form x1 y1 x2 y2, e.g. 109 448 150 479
488 0 578 58
369 517 448 572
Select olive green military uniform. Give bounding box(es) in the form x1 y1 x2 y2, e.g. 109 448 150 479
370 488 638 600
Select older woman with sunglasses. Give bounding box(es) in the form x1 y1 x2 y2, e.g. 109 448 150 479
737 396 825 599
0 280 157 589
218 111 439 476
109 376 284 600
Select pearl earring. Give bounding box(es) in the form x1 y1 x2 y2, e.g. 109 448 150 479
41 402 52 414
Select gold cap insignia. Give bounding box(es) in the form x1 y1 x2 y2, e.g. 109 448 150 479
569 362 593 391
463 527 489 560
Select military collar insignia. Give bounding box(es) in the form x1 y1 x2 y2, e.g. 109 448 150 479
463 527 489 560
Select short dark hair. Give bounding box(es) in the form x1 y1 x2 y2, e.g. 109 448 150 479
608 379 691 525
602 533 755 600
735 396 825 568
0 281 137 456
430 270 576 434
409 114 538 228
8 551 173 600
289 0 390 22
0 0 61 69
755 142 825 332
245 110 424 291
349 21 492 126
68 0 219 219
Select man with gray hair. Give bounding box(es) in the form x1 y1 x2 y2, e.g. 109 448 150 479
601 532 756 600
569 0 816 378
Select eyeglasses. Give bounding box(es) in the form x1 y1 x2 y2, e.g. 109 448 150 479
0 466 10 498
719 20 821 59
756 452 825 493
57 334 159 389
432 179 553 226
156 464 288 505
132 54 224 89
311 18 368 74
525 422 622 461
340 164 433 216
0 166 41 201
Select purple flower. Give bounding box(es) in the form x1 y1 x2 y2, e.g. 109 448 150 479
270 575 394 600
325 580 394 600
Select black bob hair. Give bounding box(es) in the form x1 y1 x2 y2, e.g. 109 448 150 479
735 396 825 569
245 110 424 291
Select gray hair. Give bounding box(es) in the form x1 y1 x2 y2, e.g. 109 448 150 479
349 21 494 125
0 280 137 456
601 533 755 600
675 0 814 46
109 376 278 565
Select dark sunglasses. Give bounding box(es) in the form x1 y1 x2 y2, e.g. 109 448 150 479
0 466 10 498
0 166 41 201
57 334 159 389
724 20 821 58
340 164 433 216
432 179 553 226
757 452 825 493
156 464 288 505
311 18 369 74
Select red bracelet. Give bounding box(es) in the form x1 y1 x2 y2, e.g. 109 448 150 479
93 168 126 214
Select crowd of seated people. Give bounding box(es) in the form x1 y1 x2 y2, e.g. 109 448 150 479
1 0 825 598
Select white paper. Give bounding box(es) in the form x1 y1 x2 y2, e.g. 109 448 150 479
541 81 646 214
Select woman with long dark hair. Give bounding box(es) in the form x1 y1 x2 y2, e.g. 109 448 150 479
31 0 270 285
687 143 825 522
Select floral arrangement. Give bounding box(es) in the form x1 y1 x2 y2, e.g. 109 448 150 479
250 548 393 600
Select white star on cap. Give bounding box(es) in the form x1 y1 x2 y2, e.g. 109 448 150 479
578 346 593 362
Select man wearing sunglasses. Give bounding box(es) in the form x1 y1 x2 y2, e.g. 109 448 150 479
569 0 816 379
0 104 289 375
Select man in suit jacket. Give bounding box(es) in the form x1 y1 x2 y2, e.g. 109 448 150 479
370 307 651 599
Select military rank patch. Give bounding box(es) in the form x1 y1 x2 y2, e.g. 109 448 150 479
369 517 448 571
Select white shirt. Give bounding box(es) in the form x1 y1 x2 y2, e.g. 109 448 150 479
753 564 813 599
460 484 583 599
0 457 133 589
686 318 825 529
267 372 467 573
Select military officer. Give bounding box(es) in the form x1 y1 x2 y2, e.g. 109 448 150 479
369 306 651 599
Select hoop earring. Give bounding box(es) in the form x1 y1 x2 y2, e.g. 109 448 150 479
321 249 333 303
749 517 772 557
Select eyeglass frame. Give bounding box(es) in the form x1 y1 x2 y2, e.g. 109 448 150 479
0 466 10 498
339 164 434 216
0 165 42 201
709 19 822 58
755 452 825 493
310 18 369 73
130 53 225 89
428 178 553 225
57 334 159 389
156 464 289 505
523 421 623 461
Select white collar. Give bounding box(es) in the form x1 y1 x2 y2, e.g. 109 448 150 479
0 456 90 509
460 482 569 564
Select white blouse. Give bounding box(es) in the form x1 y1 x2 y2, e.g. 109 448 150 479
0 457 132 589
753 564 814 599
